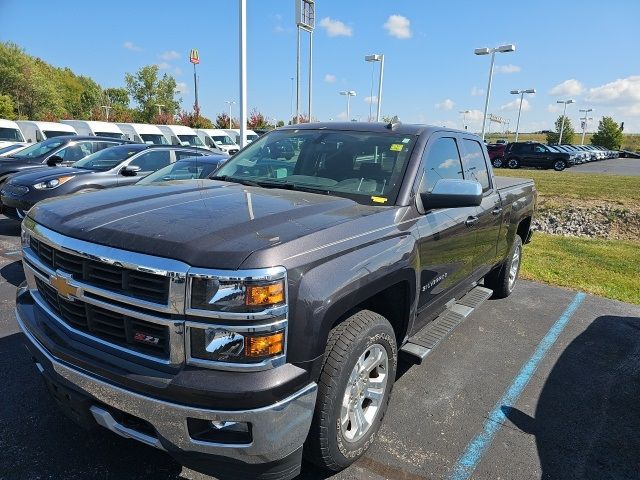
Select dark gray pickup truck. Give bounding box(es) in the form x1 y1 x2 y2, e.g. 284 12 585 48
16 122 536 479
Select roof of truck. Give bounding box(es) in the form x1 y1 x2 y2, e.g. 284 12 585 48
278 122 464 136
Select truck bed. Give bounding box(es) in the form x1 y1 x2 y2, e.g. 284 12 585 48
494 175 534 190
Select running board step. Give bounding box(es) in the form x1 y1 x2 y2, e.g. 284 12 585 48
400 286 493 364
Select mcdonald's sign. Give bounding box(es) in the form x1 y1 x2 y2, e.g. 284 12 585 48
190 49 200 64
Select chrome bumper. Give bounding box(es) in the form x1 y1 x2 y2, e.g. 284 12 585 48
16 308 317 464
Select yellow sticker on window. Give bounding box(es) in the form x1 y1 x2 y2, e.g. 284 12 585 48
390 144 403 152
371 196 388 204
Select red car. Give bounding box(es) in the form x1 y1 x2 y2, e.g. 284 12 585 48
487 143 507 167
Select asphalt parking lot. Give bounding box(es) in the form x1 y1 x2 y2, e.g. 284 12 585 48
0 218 639 480
557 157 638 176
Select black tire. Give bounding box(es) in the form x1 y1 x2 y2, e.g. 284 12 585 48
305 310 397 471
484 234 523 299
507 157 520 169
492 157 504 168
553 159 566 171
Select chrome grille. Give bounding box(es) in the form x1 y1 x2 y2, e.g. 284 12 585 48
35 277 169 358
29 236 169 304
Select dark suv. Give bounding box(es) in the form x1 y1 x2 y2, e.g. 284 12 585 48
503 142 576 171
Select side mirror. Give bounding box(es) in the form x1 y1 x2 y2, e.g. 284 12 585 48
121 165 142 176
46 155 64 166
420 179 483 210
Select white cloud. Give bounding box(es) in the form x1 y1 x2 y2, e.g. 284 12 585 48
383 15 411 39
173 67 182 76
364 95 378 104
549 79 585 96
175 82 188 94
500 98 530 111
547 103 561 113
324 74 337 83
495 64 521 74
471 86 484 96
157 62 171 70
159 50 180 61
435 98 455 110
586 76 640 105
466 109 484 121
319 17 352 37
438 158 458 169
123 41 142 52
336 111 348 120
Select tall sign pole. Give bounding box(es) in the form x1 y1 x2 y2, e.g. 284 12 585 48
295 0 315 123
190 49 200 111
239 0 247 148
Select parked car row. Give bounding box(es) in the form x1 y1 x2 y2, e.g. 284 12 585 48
491 141 619 171
0 117 259 155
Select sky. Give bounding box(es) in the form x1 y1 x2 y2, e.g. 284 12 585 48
1 0 639 133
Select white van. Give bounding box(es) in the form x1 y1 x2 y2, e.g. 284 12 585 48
158 125 205 148
60 120 125 139
16 121 77 143
0 119 26 148
115 123 170 145
194 129 240 155
223 128 259 145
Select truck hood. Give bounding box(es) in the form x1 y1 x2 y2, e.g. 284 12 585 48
9 167 91 185
28 181 381 269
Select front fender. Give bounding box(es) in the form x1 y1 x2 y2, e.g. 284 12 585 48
286 233 418 368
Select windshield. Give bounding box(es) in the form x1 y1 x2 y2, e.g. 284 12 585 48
247 134 259 141
213 135 236 145
73 146 142 171
0 127 25 142
95 132 124 139
178 134 204 146
138 159 222 184
44 130 75 138
140 133 169 145
13 138 64 158
214 129 417 205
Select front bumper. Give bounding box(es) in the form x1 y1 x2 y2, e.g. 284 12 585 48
16 289 317 478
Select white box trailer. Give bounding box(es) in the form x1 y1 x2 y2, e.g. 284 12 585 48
60 120 125 139
0 119 27 148
157 125 205 148
223 128 259 145
16 121 77 143
115 123 170 145
194 128 240 154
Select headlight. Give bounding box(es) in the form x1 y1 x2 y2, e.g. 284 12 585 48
20 227 30 247
190 278 285 312
33 175 74 190
188 326 285 364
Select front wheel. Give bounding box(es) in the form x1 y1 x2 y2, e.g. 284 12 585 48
553 159 567 171
507 157 520 169
305 310 397 471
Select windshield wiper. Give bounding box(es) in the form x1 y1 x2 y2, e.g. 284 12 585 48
210 175 261 187
211 175 332 195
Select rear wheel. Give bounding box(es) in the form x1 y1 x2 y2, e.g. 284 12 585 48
492 158 504 168
553 159 567 171
305 310 397 471
507 157 520 169
484 235 523 299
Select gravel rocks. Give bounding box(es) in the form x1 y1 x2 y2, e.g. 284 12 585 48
533 204 640 240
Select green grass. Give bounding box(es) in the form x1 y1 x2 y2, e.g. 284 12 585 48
496 169 640 208
521 233 640 305
484 132 640 151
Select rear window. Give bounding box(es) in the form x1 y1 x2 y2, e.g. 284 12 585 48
462 139 490 192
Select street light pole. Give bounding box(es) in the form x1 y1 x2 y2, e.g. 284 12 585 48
225 100 236 128
459 110 471 130
474 44 516 140
365 54 385 122
339 91 356 120
579 108 593 145
239 0 247 148
155 104 164 116
100 105 111 121
556 99 574 144
510 88 535 142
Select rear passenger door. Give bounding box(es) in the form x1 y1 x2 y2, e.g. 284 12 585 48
460 137 503 276
414 134 478 326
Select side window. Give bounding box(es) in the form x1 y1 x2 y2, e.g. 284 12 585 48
55 141 95 162
462 139 490 192
175 150 205 160
419 137 464 193
129 150 171 172
94 141 119 152
534 145 546 153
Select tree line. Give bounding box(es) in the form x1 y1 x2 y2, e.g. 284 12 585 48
545 114 625 150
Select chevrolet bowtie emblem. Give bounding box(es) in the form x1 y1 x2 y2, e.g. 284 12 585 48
50 272 79 300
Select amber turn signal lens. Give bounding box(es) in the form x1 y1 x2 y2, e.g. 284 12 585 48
245 281 285 307
245 332 284 358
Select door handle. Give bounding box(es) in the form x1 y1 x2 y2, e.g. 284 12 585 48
465 216 479 227
492 207 503 215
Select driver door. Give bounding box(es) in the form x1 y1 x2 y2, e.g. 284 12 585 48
119 150 172 185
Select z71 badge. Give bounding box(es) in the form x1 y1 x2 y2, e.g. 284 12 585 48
133 332 160 345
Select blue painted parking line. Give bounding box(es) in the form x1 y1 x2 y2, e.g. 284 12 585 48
449 291 587 480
